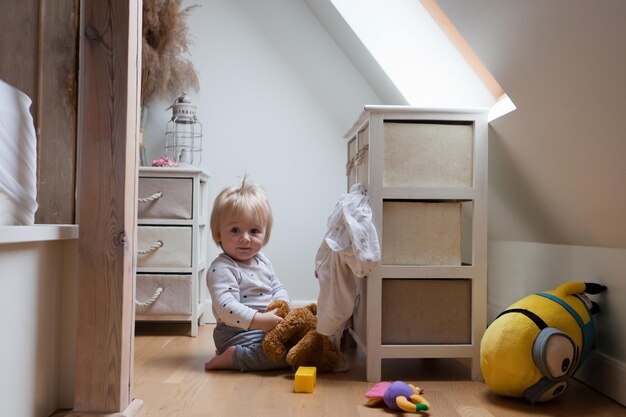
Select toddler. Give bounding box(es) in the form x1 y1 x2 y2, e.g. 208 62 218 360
205 176 291 371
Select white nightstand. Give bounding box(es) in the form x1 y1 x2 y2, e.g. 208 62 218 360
344 105 488 381
135 167 210 337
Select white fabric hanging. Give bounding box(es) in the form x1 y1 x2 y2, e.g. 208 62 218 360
0 79 38 225
315 183 381 337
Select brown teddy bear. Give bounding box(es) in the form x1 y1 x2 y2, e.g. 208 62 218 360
262 299 341 372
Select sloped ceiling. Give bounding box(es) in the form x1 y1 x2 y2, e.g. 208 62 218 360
304 0 514 120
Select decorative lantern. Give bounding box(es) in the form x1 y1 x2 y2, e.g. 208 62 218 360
164 93 202 166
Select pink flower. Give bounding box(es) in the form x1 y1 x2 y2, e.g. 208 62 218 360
152 156 178 167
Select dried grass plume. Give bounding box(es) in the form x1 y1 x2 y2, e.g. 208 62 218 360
142 0 200 106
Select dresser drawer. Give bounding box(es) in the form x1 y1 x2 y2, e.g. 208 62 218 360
137 226 192 267
383 121 473 188
136 274 192 315
382 279 471 344
138 177 193 219
382 201 461 265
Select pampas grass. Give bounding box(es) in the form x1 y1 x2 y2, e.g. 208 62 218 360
141 0 200 106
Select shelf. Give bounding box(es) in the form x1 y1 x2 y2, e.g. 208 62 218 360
363 104 489 115
382 187 479 201
137 219 194 226
139 166 211 180
136 266 193 274
345 105 489 138
378 265 481 279
380 344 475 359
0 224 78 245
135 301 205 322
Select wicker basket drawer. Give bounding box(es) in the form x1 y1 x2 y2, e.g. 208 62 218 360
382 279 471 344
382 201 461 265
383 121 473 188
137 226 192 267
138 177 193 219
136 274 192 315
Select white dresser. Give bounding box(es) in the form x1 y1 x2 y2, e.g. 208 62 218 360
344 105 488 381
135 167 210 337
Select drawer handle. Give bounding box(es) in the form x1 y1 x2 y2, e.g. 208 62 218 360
135 286 164 307
355 144 369 165
138 191 163 203
346 144 369 176
137 240 163 255
346 158 355 177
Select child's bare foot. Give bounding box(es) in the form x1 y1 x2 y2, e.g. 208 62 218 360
205 346 235 370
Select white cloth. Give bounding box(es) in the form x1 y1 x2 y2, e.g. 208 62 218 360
315 183 380 337
0 79 38 225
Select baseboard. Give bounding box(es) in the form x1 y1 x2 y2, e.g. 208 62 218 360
65 398 144 417
202 299 316 324
575 350 626 406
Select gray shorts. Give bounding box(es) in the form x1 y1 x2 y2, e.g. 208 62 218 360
213 323 290 372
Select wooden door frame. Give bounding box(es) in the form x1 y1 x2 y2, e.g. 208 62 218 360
69 0 143 415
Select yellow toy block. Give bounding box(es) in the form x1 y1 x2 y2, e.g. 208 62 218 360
294 366 316 393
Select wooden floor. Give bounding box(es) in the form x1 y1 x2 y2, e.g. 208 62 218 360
127 322 626 417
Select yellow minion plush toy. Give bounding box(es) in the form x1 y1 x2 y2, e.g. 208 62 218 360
480 281 606 403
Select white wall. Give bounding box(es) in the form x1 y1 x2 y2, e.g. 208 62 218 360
438 0 626 249
143 0 381 304
438 0 626 404
0 239 77 416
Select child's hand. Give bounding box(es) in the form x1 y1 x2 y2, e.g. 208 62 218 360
250 309 283 332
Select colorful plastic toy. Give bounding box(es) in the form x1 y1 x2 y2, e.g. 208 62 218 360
365 381 430 412
481 281 606 403
294 366 316 393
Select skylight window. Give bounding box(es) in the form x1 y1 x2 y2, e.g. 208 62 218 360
322 0 515 121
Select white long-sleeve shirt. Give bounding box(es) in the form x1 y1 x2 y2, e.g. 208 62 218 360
315 184 381 337
207 252 291 329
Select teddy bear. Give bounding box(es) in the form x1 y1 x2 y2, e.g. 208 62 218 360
262 299 341 372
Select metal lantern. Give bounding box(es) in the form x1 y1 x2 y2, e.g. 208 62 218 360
164 93 202 166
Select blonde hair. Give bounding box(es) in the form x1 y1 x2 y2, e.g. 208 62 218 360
210 176 273 247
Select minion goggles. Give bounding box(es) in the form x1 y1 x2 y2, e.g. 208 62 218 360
497 293 595 404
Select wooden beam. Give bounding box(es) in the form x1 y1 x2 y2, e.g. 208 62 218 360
70 0 142 415
421 0 505 100
0 1 38 106
36 0 79 224
0 0 79 225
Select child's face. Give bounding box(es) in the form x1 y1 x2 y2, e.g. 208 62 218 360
218 212 266 265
